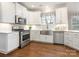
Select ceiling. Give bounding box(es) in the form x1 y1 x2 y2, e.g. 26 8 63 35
19 2 66 11
20 2 66 6
19 2 79 12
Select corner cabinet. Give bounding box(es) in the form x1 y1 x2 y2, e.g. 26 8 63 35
64 31 79 50
56 7 68 24
0 2 15 23
30 30 40 41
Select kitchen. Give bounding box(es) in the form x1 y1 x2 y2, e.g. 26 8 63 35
0 2 79 57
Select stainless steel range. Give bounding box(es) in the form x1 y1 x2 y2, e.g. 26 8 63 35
19 30 30 48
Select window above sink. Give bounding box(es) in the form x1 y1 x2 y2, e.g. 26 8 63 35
41 12 56 25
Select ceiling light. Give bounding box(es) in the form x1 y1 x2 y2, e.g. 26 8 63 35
31 5 35 8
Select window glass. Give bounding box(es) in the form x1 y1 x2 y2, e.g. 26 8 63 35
41 12 55 24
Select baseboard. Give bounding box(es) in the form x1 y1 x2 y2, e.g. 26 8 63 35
0 47 18 54
0 50 8 54
30 40 54 45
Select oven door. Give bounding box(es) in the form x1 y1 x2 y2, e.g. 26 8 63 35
19 31 30 48
22 34 30 41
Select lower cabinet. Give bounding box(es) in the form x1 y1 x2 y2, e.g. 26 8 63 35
40 35 46 42
72 33 79 50
0 32 19 54
30 30 40 41
64 32 79 50
64 32 73 47
30 30 53 43
40 35 53 43
7 32 19 52
46 35 53 43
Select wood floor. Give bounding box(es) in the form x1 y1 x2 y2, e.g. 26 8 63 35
0 42 79 57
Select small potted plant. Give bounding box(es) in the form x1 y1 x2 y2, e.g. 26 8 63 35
28 24 32 30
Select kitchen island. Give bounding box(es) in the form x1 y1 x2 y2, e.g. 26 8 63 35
0 31 19 54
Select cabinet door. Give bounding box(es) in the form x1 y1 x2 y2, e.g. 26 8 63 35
22 7 27 18
25 9 29 24
30 30 35 40
7 32 19 51
40 35 46 42
46 35 53 43
0 2 15 23
22 7 29 24
64 32 73 47
30 30 40 41
72 33 79 50
16 3 23 17
73 38 79 50
56 7 68 24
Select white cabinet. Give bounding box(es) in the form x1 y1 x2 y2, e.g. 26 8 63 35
0 32 19 54
30 30 53 43
28 11 41 24
71 32 79 50
73 37 79 50
16 3 28 24
64 32 73 47
46 35 53 43
40 35 46 42
56 7 68 24
16 3 27 18
15 3 23 17
64 32 79 50
40 35 53 43
0 2 15 23
22 6 27 18
30 30 40 41
7 32 19 52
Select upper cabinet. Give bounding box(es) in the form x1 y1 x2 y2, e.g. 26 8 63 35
56 7 68 24
15 3 23 17
27 11 41 24
15 3 28 24
0 2 15 23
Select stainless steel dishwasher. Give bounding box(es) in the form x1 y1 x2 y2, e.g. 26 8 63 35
53 31 64 44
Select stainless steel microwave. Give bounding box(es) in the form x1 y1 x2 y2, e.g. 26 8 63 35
15 15 26 25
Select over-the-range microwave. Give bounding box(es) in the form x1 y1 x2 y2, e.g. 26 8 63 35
15 15 26 25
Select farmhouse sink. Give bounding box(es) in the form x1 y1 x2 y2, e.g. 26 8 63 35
40 30 53 35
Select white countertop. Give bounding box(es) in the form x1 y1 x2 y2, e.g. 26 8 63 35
52 30 79 32
30 29 79 32
65 30 79 32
